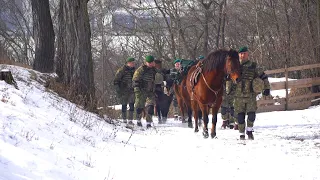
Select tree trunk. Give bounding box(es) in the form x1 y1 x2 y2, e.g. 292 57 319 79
0 70 18 89
31 0 55 73
215 2 224 49
56 0 96 110
202 1 213 56
254 0 263 64
221 0 227 48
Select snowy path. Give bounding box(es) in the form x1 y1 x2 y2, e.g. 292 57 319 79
107 110 320 180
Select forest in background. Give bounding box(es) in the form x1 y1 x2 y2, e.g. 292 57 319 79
0 0 319 108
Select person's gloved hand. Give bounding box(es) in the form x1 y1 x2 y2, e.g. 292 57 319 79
262 89 270 96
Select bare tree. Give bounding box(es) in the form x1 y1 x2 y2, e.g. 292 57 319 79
31 0 55 73
0 0 33 64
56 0 96 110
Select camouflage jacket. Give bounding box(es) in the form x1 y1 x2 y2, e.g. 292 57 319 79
132 64 157 92
224 79 237 97
113 65 135 92
234 60 270 98
169 68 183 85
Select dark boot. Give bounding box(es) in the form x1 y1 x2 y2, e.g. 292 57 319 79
128 111 134 121
221 120 229 129
137 121 143 127
234 124 239 130
240 135 245 140
136 113 142 127
246 131 254 140
162 117 167 123
126 121 134 128
158 117 163 124
229 123 234 129
146 124 152 128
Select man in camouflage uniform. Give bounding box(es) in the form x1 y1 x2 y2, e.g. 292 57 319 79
170 59 183 120
132 55 157 128
221 79 237 130
234 46 271 140
113 57 136 124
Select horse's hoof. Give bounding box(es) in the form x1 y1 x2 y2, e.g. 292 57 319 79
211 132 216 139
202 130 209 138
188 122 193 128
194 128 199 133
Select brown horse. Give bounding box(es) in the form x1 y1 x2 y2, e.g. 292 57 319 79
172 60 204 128
186 49 241 138
173 75 193 127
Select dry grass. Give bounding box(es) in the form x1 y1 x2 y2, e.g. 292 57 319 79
288 87 312 103
0 57 126 120
96 107 121 120
0 58 32 69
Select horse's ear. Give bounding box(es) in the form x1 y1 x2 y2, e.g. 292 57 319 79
228 49 239 58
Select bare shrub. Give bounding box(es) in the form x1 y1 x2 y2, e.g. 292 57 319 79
0 57 32 69
97 107 121 121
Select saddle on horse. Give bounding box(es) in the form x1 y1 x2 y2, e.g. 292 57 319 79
190 62 203 89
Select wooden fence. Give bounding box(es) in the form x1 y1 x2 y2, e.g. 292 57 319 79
257 63 320 113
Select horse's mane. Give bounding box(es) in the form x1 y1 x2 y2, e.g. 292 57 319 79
202 49 239 73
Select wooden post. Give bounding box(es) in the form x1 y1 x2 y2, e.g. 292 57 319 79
285 64 288 110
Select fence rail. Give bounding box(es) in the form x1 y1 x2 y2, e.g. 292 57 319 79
257 63 320 112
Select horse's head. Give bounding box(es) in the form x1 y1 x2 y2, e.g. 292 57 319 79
225 49 241 83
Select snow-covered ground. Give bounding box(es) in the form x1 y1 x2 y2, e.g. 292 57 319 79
1 65 320 180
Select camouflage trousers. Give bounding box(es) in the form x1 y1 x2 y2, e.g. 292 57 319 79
172 95 180 119
117 91 135 121
221 95 236 124
118 91 135 105
233 97 257 133
135 90 155 122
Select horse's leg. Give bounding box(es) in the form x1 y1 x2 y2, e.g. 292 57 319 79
191 100 199 132
199 104 209 138
198 109 203 126
187 107 193 128
211 97 222 138
211 102 222 138
211 111 218 138
155 102 161 123
177 97 186 123
160 98 169 123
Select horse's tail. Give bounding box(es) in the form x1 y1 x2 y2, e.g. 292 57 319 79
142 108 146 119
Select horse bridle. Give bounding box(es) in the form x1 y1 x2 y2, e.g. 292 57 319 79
225 57 240 81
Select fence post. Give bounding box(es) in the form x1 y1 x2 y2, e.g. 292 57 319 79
285 63 288 110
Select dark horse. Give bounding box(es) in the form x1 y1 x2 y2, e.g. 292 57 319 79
186 49 241 138
173 75 193 127
155 82 173 123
